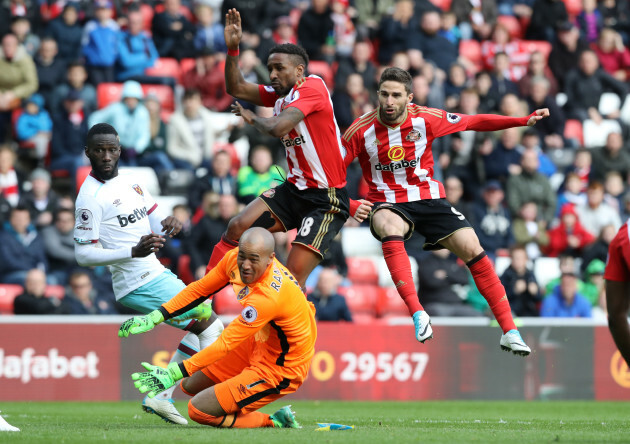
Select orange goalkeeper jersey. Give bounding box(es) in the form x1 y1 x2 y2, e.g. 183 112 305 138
161 248 317 376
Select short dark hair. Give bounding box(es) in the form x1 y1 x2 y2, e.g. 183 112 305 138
268 43 309 67
183 88 200 100
378 67 413 94
87 123 118 145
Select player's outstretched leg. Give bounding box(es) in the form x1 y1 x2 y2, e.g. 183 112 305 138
500 330 531 356
412 310 433 343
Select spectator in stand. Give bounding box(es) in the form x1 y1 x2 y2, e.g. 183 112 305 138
354 0 394 40
188 149 236 212
236 144 282 205
307 267 352 322
50 62 97 117
520 130 557 178
331 73 374 132
478 127 523 186
439 10 463 46
481 23 528 81
557 172 587 215
500 245 541 317
45 2 82 63
0 0 40 38
81 0 119 85
15 93 52 163
34 37 66 109
156 203 192 276
116 9 169 86
13 268 68 314
334 40 376 95
18 167 60 229
507 149 557 226
377 0 415 64
417 249 483 317
50 89 89 181
604 170 626 212
512 201 549 260
41 207 78 286
330 0 357 58
474 71 500 113
526 0 568 41
64 270 117 315
88 80 150 166
576 180 622 237
0 145 21 214
545 253 586 295
0 33 38 142
599 0 630 43
221 0 266 53
11 15 39 57
581 258 606 307
488 52 520 99
188 192 238 279
409 10 458 74
139 93 175 176
591 131 630 182
419 61 446 109
193 3 226 53
576 0 604 43
167 88 219 170
152 0 197 60
444 175 473 221
518 50 559 98
257 15 297 58
443 63 468 111
297 0 335 62
181 47 233 112
545 203 596 257
451 0 497 41
471 180 513 257
566 149 593 191
581 223 617 274
540 272 592 317
0 205 47 285
563 49 628 121
526 76 566 150
549 21 589 91
591 28 630 81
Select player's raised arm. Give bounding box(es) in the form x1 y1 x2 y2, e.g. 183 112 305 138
232 101 304 137
224 8 264 106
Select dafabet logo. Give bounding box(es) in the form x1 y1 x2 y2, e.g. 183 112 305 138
610 350 630 388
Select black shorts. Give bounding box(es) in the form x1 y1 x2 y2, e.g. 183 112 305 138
369 199 472 250
259 181 350 258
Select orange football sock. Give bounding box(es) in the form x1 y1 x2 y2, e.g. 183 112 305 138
188 403 273 428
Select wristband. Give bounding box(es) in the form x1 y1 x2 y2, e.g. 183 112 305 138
227 48 239 57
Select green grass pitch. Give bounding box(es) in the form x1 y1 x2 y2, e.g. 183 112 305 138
1 400 629 443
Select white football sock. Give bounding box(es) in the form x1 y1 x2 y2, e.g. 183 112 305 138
197 318 224 349
155 332 201 401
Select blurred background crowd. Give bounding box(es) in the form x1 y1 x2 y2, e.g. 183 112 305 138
0 0 628 321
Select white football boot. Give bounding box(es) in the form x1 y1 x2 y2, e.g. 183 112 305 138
412 310 434 343
142 397 188 425
500 329 531 357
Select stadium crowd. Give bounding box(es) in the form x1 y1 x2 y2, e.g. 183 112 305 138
0 0 628 320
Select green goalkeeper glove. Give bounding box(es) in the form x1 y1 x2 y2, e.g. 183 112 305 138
171 301 214 322
132 362 183 398
118 310 164 338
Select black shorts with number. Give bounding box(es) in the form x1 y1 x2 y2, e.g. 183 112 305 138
259 181 350 258
369 199 472 250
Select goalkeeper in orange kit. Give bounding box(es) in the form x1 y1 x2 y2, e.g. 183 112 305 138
118 227 317 428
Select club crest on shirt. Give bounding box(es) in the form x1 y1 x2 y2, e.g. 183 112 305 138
79 209 92 224
263 188 276 198
371 137 381 146
446 113 461 124
241 306 257 323
264 85 275 93
132 184 143 196
387 145 405 162
405 129 421 141
237 287 249 300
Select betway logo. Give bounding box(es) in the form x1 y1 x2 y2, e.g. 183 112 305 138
0 348 99 383
375 157 420 171
118 207 148 227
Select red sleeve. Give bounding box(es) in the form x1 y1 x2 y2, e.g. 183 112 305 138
285 78 325 117
430 110 533 138
341 131 356 167
258 84 279 107
349 199 360 216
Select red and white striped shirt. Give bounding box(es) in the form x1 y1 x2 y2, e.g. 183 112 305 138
258 75 346 190
343 104 530 203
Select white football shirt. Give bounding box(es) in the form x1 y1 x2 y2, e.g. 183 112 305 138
74 171 166 299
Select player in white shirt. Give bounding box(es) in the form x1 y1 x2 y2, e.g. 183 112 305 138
74 123 224 425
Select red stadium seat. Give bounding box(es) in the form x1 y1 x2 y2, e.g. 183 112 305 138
140 3 154 32
519 41 552 62
179 57 196 78
0 284 23 314
377 287 409 317
564 119 584 147
141 84 175 112
145 58 181 83
76 165 92 194
497 15 524 39
212 286 242 315
177 254 195 285
563 0 583 17
429 0 452 11
97 83 124 109
307 60 335 90
459 39 483 73
45 285 65 299
346 257 379 285
338 285 379 317
213 142 241 176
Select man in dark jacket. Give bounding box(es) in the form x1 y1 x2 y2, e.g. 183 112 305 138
151 0 196 60
500 245 541 317
50 89 89 181
14 268 68 314
297 0 334 61
45 2 82 62
307 267 353 322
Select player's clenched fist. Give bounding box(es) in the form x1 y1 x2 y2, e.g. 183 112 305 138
118 310 164 337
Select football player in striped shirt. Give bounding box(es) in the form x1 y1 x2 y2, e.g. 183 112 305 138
343 67 550 356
